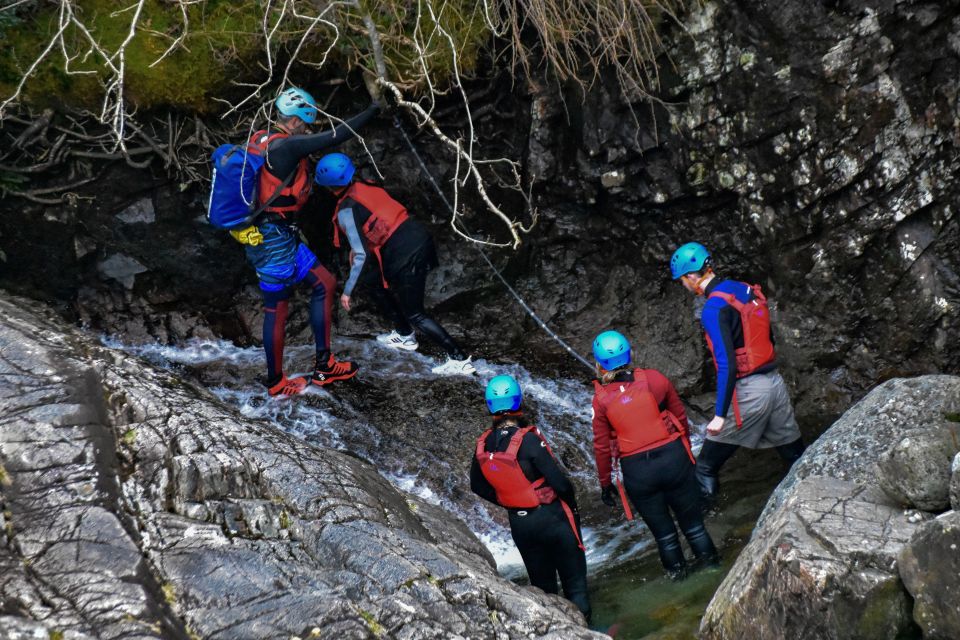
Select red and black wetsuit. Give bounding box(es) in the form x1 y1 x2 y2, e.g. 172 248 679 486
470 414 591 621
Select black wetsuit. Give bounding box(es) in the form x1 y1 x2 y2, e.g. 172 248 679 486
470 417 591 620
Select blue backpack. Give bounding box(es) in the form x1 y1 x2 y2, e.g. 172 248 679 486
206 132 292 230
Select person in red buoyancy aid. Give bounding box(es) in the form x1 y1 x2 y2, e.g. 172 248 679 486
591 331 719 579
238 87 380 397
314 153 475 376
670 242 806 505
470 375 591 621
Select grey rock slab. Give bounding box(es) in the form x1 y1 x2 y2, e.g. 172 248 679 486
97 253 148 289
0 293 605 640
116 197 156 224
898 510 960 640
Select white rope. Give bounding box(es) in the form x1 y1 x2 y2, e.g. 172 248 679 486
393 116 595 372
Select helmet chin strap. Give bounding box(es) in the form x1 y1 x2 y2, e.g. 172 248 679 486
692 269 714 295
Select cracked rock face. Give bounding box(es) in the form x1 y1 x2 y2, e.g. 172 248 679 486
0 296 604 640
898 510 960 640
700 375 960 639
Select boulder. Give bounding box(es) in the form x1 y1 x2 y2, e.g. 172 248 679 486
701 376 960 639
898 510 960 639
951 452 960 511
0 294 605 640
877 424 960 511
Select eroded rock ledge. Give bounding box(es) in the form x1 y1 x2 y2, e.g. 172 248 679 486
0 294 604 640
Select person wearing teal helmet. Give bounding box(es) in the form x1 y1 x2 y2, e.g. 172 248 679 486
471 375 591 620
591 330 718 579
316 153 476 376
670 242 805 506
236 86 380 396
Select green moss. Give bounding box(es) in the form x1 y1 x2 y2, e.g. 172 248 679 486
122 428 137 446
357 608 385 636
161 582 176 604
0 463 10 487
943 412 960 423
279 510 290 530
48 631 64 640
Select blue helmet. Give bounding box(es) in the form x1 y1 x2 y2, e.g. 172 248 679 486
315 153 355 187
485 375 522 414
670 242 711 280
275 87 318 124
593 330 631 370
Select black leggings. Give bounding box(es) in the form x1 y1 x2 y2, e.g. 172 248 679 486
696 436 806 500
365 251 466 359
621 439 718 572
508 501 591 621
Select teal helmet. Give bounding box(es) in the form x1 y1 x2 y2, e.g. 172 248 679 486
670 242 711 280
485 375 522 414
315 153 355 187
275 87 318 124
593 330 631 370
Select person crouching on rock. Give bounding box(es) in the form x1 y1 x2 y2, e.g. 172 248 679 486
315 153 475 375
591 330 719 580
669 242 806 505
240 87 379 396
470 375 591 621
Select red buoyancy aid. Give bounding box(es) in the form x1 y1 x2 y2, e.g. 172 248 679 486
475 426 557 509
248 130 312 216
593 370 693 463
705 283 776 378
333 182 410 288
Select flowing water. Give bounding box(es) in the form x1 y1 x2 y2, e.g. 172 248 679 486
104 334 788 638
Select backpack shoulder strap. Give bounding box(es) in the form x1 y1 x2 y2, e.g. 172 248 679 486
505 426 531 459
475 429 493 459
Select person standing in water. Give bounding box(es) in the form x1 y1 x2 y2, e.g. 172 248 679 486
670 242 806 504
591 330 719 579
315 152 475 375
470 375 591 620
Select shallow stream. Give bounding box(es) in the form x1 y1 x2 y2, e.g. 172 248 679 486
105 334 793 639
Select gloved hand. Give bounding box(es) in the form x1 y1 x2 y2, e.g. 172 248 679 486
229 225 263 246
600 485 617 508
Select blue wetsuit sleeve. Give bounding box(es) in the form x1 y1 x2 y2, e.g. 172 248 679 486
337 207 368 297
703 303 738 418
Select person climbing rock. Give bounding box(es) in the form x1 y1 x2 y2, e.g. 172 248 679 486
237 87 379 397
670 242 806 504
315 153 476 375
590 330 719 580
470 375 591 620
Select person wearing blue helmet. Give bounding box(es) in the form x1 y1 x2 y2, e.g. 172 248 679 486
470 375 591 621
316 153 476 376
237 87 380 396
670 242 805 505
590 330 719 579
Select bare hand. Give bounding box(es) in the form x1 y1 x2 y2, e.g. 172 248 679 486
340 294 351 312
706 415 726 435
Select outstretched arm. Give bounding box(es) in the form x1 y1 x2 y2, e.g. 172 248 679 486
266 102 380 176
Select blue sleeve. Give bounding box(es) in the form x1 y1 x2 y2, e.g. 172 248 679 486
702 302 738 418
337 207 368 297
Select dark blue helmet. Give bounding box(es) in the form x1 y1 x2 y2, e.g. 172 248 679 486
593 331 631 370
485 375 522 414
670 242 711 280
315 153 355 187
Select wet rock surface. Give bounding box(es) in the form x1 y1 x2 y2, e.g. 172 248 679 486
0 295 604 640
898 510 960 640
700 376 960 640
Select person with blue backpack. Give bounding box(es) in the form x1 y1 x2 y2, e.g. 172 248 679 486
209 87 379 396
670 242 806 504
470 375 591 621
314 152 476 375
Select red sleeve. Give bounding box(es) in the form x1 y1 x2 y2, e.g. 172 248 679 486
591 390 614 489
645 369 690 436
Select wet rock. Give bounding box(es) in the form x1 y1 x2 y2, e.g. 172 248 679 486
701 376 960 639
898 510 960 639
877 424 960 511
0 293 603 639
952 452 960 510
116 197 156 224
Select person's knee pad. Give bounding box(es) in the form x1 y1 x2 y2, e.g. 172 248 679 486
683 523 718 562
654 532 685 570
